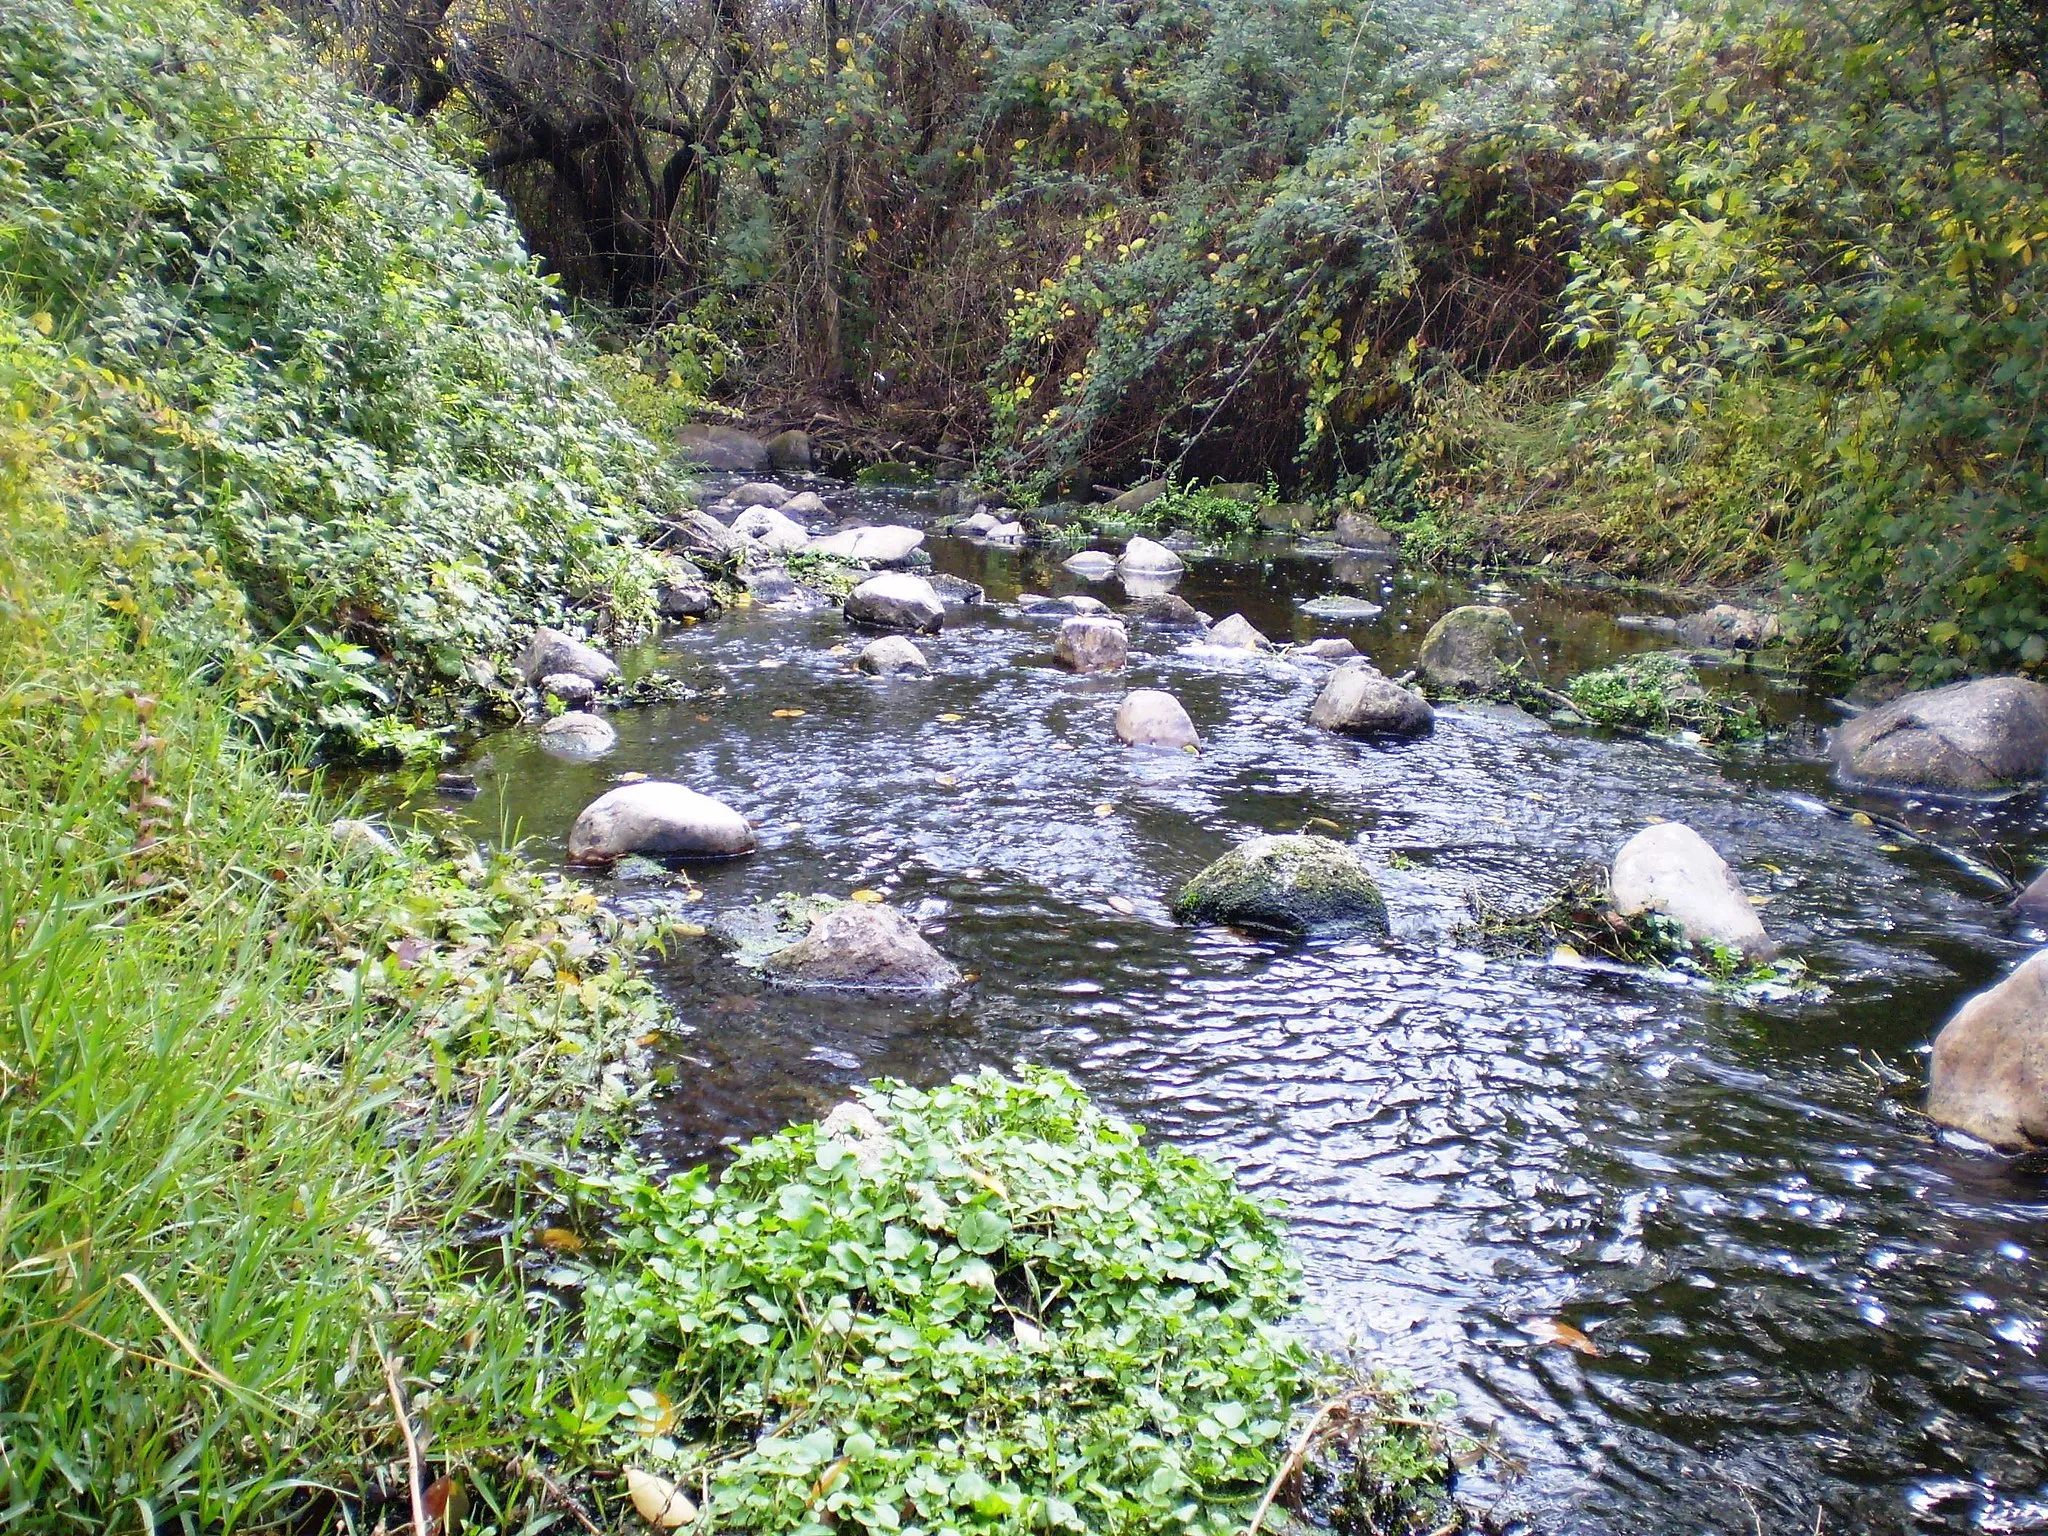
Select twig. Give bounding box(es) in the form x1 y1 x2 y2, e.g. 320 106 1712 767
375 1335 431 1536
533 1463 605 1535
1244 1388 1365 1536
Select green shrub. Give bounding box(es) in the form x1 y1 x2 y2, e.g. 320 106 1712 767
0 0 676 752
1565 653 1762 742
575 1068 1412 1536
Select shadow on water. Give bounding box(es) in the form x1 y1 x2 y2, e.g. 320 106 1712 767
404 487 2048 1535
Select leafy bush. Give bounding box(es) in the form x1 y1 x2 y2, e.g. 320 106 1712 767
575 1068 1366 1536
1565 653 1762 742
0 0 676 751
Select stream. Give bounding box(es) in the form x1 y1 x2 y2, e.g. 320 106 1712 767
421 483 2048 1535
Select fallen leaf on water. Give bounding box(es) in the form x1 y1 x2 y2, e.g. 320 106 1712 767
694 714 712 723
828 645 852 656
637 1030 662 1046
772 708 806 719
1550 944 1581 964
937 712 964 723
1093 803 1114 817
617 772 648 784
960 971 980 983
626 1467 698 1528
1760 862 1784 874
758 658 783 669
538 1227 584 1253
1850 811 1875 826
733 591 754 609
1878 843 1905 853
1644 814 1667 824
1749 894 1772 906
849 888 885 903
1106 896 1137 915
934 773 957 788
669 920 708 937
1306 817 1343 833
1522 1318 1600 1356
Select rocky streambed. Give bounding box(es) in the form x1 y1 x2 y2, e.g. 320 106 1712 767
410 476 2048 1535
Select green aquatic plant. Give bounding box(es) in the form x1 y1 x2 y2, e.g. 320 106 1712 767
574 1067 1454 1535
1564 653 1762 743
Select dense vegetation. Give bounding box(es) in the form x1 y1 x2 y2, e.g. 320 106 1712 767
293 0 2048 683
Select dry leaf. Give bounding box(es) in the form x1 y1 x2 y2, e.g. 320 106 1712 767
637 1030 662 1047
617 772 648 784
1760 861 1783 874
1878 843 1905 853
1093 803 1114 817
1306 817 1342 833
934 772 957 788
1106 896 1136 915
772 708 806 719
538 1227 584 1253
669 921 708 937
1644 814 1667 824
1012 1316 1045 1350
1850 810 1875 826
937 712 964 723
626 1467 698 1528
1550 944 1581 964
849 889 884 904
1522 1318 1600 1356
807 1457 850 1508
694 713 712 723
424 1473 464 1530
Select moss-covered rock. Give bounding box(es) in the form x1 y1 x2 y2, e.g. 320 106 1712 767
1171 834 1388 938
1417 605 1531 696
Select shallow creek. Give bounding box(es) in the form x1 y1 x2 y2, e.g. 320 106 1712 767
421 484 2048 1534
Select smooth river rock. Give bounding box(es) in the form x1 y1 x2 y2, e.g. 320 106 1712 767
731 505 811 554
677 424 769 471
809 525 925 566
1299 637 1359 660
1118 536 1185 575
1115 689 1199 750
1417 604 1532 695
764 428 812 469
1063 550 1119 578
660 507 747 567
1926 950 2048 1150
520 627 618 686
1333 510 1396 550
845 573 945 633
1609 822 1775 961
1830 677 2048 795
1676 603 1781 651
568 781 755 864
857 635 930 675
1204 613 1273 651
654 557 718 618
1054 616 1129 673
1124 592 1207 629
1308 663 1434 738
538 711 617 757
1173 834 1388 939
1110 478 1170 515
538 671 597 709
2016 867 2048 924
763 902 963 992
781 490 829 518
729 481 792 508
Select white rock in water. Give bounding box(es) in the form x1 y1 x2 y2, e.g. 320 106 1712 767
1119 536 1184 574
809 525 925 565
538 711 617 757
1609 822 1774 960
985 520 1026 542
1204 613 1272 651
729 481 793 508
1054 616 1128 673
568 781 755 863
1063 550 1118 578
857 635 930 675
781 490 830 517
844 572 945 632
731 505 811 553
1115 689 1199 749
519 627 618 686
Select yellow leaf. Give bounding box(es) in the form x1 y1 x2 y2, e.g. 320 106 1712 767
1644 814 1667 825
1093 803 1114 817
849 888 884 903
937 712 964 723
1760 862 1783 875
626 1468 697 1528
771 708 806 719
1522 1318 1600 1356
538 1227 584 1253
1850 811 1874 827
1877 843 1905 853
31 311 52 335
1107 895 1136 915
1550 944 1581 964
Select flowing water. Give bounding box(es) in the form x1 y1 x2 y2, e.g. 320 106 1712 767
422 484 2048 1535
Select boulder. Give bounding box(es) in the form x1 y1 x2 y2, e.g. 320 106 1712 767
1333 510 1396 550
729 481 793 508
1110 478 1170 515
857 635 930 676
808 525 925 566
985 520 1026 542
1609 822 1775 961
538 671 598 709
538 711 617 757
1124 592 1207 629
781 490 830 518
1063 550 1119 578
763 901 962 992
957 511 999 536
741 564 798 604
764 429 812 470
1307 663 1434 738
1053 616 1129 673
567 782 755 864
1417 605 1532 695
1172 834 1388 939
1021 592 1110 617
1926 950 2048 1150
1298 595 1384 621
330 817 396 857
655 558 718 619
1115 689 1199 750
1299 637 1358 660
927 573 986 609
520 627 618 686
677 424 769 471
1258 504 1322 533
1119 536 1185 575
845 572 945 633
1675 603 1781 651
732 505 811 554
1204 613 1272 651
1829 677 2048 795
660 508 746 567
2016 868 2048 924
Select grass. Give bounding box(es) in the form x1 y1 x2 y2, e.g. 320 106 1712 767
1563 653 1763 743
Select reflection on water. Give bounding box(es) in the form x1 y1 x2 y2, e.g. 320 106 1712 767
421 491 2048 1534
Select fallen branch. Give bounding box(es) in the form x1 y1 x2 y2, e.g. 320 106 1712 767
376 1335 431 1536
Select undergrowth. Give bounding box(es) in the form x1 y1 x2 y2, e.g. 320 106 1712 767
1563 653 1763 743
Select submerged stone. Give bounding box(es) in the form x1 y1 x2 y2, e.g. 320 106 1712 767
1172 834 1388 938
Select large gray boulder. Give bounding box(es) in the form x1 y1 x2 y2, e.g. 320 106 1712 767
655 557 718 619
1609 822 1775 961
568 782 755 864
661 508 746 567
765 429 812 470
857 635 930 676
1115 690 1199 750
1054 616 1129 673
763 902 962 992
520 627 618 687
1417 605 1532 695
927 574 986 610
1333 511 1396 551
809 525 925 566
538 711 617 758
729 481 792 508
677 424 769 471
1173 834 1388 939
1926 950 2048 1150
1204 613 1273 652
732 505 811 554
1119 536 1185 576
1110 479 1170 515
1830 677 2048 795
845 573 945 633
1308 663 1434 738
1676 604 1780 651
1124 592 1207 629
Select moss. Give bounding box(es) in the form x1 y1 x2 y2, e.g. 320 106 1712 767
1173 834 1389 938
1564 653 1762 742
